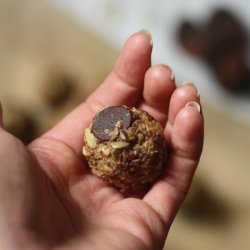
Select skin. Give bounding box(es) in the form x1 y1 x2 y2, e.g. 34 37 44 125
0 31 203 250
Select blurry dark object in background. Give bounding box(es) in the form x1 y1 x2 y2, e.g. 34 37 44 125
178 21 209 58
181 179 232 227
41 71 76 108
4 107 37 144
178 9 250 93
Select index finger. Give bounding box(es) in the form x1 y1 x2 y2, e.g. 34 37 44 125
41 31 152 155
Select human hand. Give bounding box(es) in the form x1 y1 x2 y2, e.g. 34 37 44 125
0 31 203 250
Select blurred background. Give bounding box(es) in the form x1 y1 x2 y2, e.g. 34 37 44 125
0 0 249 249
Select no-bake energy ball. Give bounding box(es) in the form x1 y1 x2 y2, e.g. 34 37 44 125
82 106 168 191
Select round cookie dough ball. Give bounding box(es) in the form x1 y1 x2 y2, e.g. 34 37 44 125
82 106 168 191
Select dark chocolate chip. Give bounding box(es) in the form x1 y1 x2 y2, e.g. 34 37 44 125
92 106 132 141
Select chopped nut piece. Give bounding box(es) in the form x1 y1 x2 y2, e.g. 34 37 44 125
99 146 111 156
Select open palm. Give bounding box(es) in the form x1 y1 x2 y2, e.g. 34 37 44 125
0 31 203 250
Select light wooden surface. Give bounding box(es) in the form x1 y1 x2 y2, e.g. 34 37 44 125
0 0 117 134
165 104 250 250
0 1 249 249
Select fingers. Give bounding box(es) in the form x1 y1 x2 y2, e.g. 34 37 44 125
40 31 152 155
140 64 176 126
167 82 199 126
84 30 153 110
143 84 203 226
169 101 203 161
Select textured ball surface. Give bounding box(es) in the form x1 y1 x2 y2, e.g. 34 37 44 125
82 106 168 191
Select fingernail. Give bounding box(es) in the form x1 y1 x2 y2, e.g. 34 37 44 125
182 82 200 98
140 29 153 47
155 64 175 82
169 67 175 82
185 101 201 113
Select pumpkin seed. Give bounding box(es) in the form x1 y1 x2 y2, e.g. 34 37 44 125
85 128 97 149
111 141 129 149
82 146 90 156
